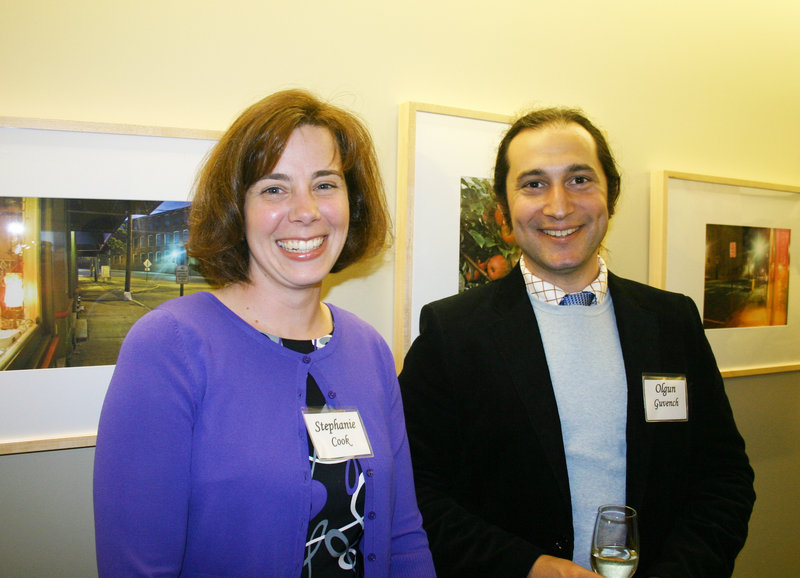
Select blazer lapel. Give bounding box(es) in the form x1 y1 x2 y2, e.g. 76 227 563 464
479 270 662 515
489 266 571 507
608 273 660 510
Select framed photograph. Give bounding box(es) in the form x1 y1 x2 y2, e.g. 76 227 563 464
649 170 800 377
392 103 511 364
0 117 220 454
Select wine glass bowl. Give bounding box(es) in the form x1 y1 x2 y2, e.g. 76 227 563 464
591 505 639 577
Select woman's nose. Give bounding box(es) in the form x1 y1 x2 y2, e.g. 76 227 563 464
289 189 321 223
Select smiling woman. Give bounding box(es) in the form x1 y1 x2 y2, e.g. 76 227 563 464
92 89 435 577
239 125 351 302
189 90 390 289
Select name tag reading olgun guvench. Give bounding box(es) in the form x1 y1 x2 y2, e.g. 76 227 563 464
302 408 374 461
642 374 688 422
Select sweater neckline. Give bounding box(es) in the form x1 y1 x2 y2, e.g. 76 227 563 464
198 291 340 356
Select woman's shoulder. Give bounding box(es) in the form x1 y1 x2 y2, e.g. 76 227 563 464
154 291 215 314
328 303 378 334
127 292 230 340
327 304 391 355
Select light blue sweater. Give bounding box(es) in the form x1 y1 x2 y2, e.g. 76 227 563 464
530 295 627 570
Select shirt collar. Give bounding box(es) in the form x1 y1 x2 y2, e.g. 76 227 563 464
520 254 609 305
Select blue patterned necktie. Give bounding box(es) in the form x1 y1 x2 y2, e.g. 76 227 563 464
559 291 596 306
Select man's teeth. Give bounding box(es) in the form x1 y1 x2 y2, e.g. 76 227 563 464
277 237 325 252
544 227 578 238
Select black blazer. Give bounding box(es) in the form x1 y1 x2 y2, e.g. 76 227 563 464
399 265 755 577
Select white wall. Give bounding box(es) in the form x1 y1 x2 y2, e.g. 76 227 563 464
1 1 798 575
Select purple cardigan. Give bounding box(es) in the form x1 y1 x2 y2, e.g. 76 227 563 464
94 292 434 577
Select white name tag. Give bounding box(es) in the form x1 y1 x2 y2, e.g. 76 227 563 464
642 374 688 422
302 407 374 461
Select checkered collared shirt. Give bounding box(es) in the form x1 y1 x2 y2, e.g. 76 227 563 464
520 254 609 305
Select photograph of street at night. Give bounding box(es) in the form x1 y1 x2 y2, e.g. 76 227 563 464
0 197 211 371
703 224 791 329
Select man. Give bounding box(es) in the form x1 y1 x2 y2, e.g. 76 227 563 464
398 108 755 577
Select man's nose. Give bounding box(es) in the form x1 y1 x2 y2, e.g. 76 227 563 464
542 183 572 219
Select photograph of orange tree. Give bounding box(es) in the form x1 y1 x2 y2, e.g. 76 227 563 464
459 176 520 292
703 223 790 329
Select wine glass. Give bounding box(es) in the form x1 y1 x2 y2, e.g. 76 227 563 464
591 505 639 577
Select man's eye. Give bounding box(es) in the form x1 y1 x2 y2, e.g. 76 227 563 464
573 176 590 184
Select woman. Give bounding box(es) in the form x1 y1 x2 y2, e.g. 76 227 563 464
93 89 435 577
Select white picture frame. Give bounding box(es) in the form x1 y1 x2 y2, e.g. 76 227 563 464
0 117 220 454
392 103 511 366
649 170 800 377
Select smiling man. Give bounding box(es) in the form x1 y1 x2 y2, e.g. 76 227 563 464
399 108 755 577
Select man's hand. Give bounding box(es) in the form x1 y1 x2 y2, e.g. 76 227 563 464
527 555 599 577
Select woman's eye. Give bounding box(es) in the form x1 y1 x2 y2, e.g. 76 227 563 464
262 186 283 195
315 181 343 194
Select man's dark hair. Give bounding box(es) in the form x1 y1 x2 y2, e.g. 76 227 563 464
493 107 621 223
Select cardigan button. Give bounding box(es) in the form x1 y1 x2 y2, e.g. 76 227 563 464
366 469 375 477
302 356 311 364
367 511 376 520
327 391 337 399
367 553 376 562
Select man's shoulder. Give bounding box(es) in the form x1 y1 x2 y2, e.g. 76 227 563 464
428 279 499 308
608 271 681 299
424 268 523 316
609 272 687 302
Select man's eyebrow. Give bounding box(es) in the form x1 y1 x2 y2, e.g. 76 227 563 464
565 163 597 174
514 164 600 187
515 168 545 184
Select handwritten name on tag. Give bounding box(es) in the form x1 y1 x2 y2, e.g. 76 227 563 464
642 374 688 422
302 408 373 461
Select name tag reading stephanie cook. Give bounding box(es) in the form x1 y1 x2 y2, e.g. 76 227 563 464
642 374 688 422
302 408 374 461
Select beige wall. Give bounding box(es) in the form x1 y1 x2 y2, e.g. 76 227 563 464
1 1 798 575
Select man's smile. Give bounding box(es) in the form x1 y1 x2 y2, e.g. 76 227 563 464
541 227 579 238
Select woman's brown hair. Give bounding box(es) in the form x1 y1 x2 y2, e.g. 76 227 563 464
188 89 390 287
